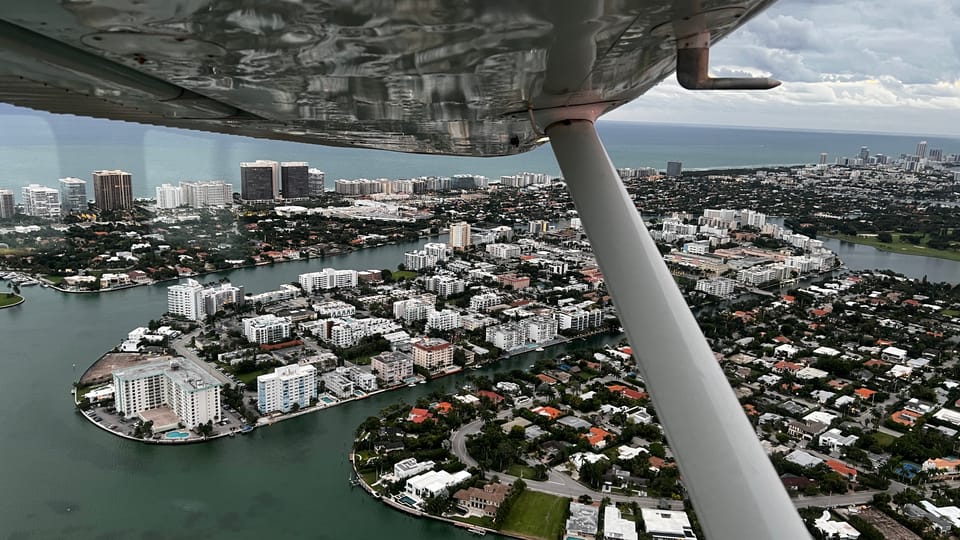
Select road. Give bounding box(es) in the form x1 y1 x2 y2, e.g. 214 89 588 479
450 418 910 512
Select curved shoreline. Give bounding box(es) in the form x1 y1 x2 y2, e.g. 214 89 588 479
0 294 24 309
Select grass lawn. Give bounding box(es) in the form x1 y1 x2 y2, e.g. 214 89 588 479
506 464 542 480
43 275 65 284
235 368 274 386
823 233 960 262
393 270 418 280
870 431 897 449
943 309 960 318
453 515 495 528
0 293 24 308
500 491 569 540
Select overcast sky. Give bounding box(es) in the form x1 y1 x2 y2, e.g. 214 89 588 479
607 0 960 136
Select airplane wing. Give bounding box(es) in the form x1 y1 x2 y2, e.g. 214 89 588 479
0 0 771 156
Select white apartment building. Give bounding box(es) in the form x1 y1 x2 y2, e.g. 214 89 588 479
424 275 466 297
469 292 501 312
323 372 354 398
404 244 449 271
695 277 737 297
243 314 292 344
413 338 454 372
246 284 299 305
555 306 604 331
59 177 87 214
155 183 182 209
525 316 558 343
202 282 244 315
427 309 462 331
485 243 522 259
180 180 233 207
113 358 222 429
486 322 527 350
167 279 205 320
393 297 435 322
371 351 414 386
21 184 60 219
299 268 358 294
337 366 378 392
257 364 317 414
312 300 356 318
318 317 401 348
448 221 471 249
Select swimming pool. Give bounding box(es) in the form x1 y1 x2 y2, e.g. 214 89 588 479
165 431 190 440
398 495 418 506
320 396 336 404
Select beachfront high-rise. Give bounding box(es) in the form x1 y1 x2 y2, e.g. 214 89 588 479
240 160 279 201
167 279 205 320
308 168 326 197
180 180 233 208
257 364 317 414
113 358 222 429
58 177 88 214
280 162 309 199
21 184 60 219
155 184 182 209
92 170 133 211
0 189 14 219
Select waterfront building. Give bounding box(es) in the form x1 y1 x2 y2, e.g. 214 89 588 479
280 161 310 199
525 316 559 343
299 268 358 294
0 189 14 219
371 351 414 386
818 152 828 166
338 366 378 392
695 277 737 297
245 284 299 305
113 357 222 429
393 458 435 480
554 305 603 331
257 364 317 414
486 322 527 350
322 372 354 398
334 178 383 195
666 161 683 177
243 314 292 344
202 282 244 315
155 183 182 209
448 221 471 249
21 184 60 219
240 160 279 201
167 279 205 320
92 170 133 211
498 172 549 187
453 483 512 518
412 338 453 372
565 502 600 540
180 180 232 207
426 309 462 332
307 168 326 197
405 470 472 501
58 177 87 214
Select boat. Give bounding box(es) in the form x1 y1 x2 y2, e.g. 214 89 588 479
467 528 486 536
240 425 254 434
535 347 545 352
407 382 417 388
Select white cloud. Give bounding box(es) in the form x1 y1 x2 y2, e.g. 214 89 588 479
609 0 960 136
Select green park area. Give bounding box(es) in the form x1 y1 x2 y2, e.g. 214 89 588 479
0 293 24 308
825 233 960 262
500 491 569 540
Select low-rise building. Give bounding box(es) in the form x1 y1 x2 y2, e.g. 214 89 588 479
371 351 415 386
640 508 697 540
412 338 453 372
243 314 292 344
453 483 511 518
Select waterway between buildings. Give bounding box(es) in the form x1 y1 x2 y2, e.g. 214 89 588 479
1 231 957 539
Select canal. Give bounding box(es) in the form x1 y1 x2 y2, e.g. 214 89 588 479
0 234 621 539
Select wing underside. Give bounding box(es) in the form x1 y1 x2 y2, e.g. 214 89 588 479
0 0 772 156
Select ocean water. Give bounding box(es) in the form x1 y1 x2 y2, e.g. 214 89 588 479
1 103 958 198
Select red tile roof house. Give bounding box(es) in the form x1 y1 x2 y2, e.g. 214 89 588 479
825 459 858 482
476 390 504 405
408 407 433 424
584 427 612 450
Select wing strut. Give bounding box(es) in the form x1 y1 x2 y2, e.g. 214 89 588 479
545 118 810 539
